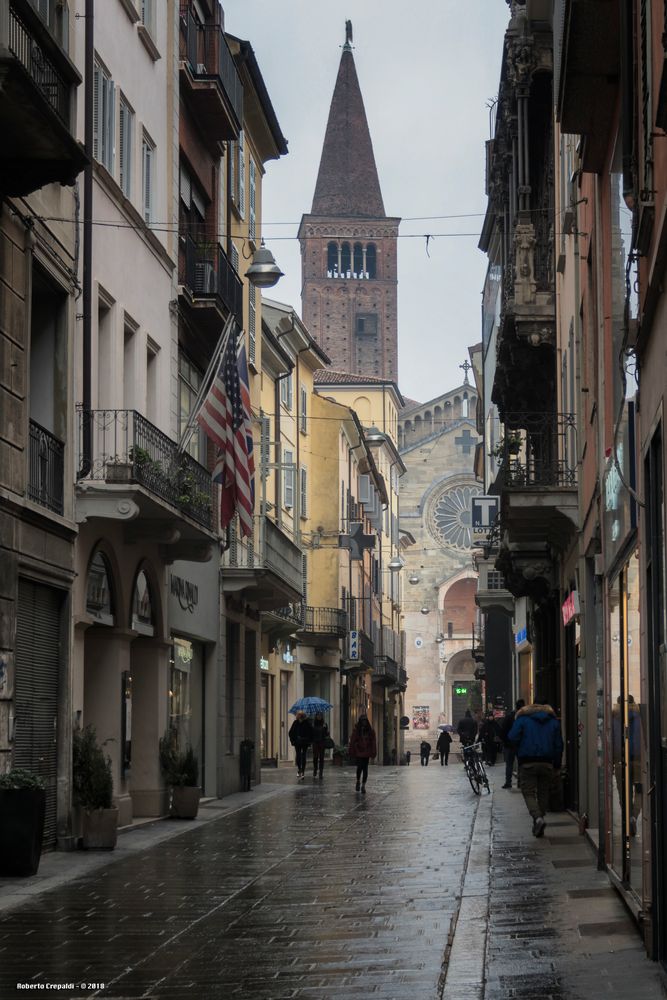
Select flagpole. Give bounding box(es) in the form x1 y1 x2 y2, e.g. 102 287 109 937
177 312 237 454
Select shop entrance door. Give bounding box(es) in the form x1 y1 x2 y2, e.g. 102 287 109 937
645 428 667 962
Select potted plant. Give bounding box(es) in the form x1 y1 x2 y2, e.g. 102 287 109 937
73 725 119 850
0 768 46 876
490 433 522 460
331 745 348 767
159 727 200 819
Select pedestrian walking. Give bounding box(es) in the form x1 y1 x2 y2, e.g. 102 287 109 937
479 713 499 766
508 701 564 837
348 714 377 793
311 711 329 779
500 698 525 788
420 739 432 766
457 709 477 747
436 729 452 765
289 710 313 780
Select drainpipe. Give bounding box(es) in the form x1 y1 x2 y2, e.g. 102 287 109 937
79 0 94 478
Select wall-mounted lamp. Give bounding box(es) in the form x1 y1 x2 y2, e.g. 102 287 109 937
420 607 430 615
435 633 445 643
245 240 284 289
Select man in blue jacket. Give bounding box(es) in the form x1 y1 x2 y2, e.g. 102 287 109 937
508 702 563 837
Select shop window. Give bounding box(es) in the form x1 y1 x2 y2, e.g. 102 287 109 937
132 569 154 635
85 551 114 625
170 636 193 750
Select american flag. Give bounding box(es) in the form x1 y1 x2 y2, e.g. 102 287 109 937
196 330 255 537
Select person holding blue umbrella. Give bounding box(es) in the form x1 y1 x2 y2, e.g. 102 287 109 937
289 711 313 780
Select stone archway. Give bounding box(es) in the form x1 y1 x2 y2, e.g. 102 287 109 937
443 648 477 726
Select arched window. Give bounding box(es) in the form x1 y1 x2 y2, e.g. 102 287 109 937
132 569 154 636
353 242 363 278
462 393 469 417
366 243 377 279
86 551 114 625
341 242 351 277
327 241 338 278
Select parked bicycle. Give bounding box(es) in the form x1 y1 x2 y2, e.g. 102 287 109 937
461 741 490 795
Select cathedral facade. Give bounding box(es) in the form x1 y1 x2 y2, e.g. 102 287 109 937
399 384 482 743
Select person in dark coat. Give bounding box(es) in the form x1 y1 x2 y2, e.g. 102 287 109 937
348 714 377 793
420 739 432 766
508 702 564 837
436 730 452 765
457 710 477 747
289 711 313 780
479 713 499 766
500 699 525 788
311 711 329 780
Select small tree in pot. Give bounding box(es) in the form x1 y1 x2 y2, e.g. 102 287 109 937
0 769 46 876
159 726 200 819
73 725 118 850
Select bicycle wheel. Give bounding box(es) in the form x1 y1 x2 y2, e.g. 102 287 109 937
465 757 482 795
477 759 491 794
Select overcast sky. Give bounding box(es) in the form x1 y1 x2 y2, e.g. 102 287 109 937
224 1 510 405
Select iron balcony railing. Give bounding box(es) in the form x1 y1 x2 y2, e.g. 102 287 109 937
28 419 64 515
472 621 485 664
181 234 243 325
179 5 243 128
77 408 213 529
271 604 348 636
493 412 577 488
397 666 408 689
373 656 398 685
222 515 303 596
6 1 72 126
359 629 375 668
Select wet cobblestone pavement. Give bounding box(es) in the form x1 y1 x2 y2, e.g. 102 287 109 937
0 762 665 999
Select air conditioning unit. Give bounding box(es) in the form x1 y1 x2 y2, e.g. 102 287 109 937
194 261 216 294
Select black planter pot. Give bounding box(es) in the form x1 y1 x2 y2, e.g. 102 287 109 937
0 788 46 876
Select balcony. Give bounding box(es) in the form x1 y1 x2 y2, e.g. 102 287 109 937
492 412 579 598
397 666 408 691
0 1 87 195
75 409 215 555
221 515 303 610
28 419 64 515
373 656 398 687
472 623 485 664
263 603 348 641
554 0 619 172
179 235 243 337
179 5 242 144
474 554 515 616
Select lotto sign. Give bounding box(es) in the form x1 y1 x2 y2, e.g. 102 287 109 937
471 495 499 539
348 630 360 661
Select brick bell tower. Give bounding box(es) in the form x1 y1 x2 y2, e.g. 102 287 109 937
298 23 400 381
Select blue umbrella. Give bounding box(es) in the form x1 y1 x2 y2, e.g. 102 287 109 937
438 724 454 732
289 696 333 716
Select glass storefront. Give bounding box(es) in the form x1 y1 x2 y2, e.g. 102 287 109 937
608 550 643 896
170 636 204 770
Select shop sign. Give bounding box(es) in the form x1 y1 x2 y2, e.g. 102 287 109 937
515 627 527 647
454 685 468 696
170 573 199 613
471 495 499 541
348 630 360 660
561 590 580 626
602 401 637 566
259 657 269 671
282 645 294 664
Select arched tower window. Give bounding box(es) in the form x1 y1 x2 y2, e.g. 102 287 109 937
341 242 351 277
462 392 469 417
353 242 363 278
366 243 377 278
327 241 338 278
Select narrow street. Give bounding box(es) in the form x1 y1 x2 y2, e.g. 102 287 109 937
1 763 664 1000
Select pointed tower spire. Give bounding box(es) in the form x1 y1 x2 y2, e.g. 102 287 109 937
310 29 385 218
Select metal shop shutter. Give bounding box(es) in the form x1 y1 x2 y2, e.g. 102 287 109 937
14 580 63 849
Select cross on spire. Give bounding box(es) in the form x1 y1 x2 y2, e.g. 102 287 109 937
459 360 472 385
344 20 353 49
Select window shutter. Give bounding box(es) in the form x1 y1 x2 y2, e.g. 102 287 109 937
248 284 256 364
302 553 308 603
287 373 293 410
106 79 115 173
300 386 307 433
119 101 125 190
180 163 191 207
238 131 245 218
300 467 307 518
231 243 240 274
93 64 100 161
284 449 294 508
357 474 371 503
249 158 256 240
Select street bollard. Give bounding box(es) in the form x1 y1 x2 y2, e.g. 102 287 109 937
239 739 254 792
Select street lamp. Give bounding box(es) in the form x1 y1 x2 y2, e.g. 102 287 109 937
364 427 387 445
245 241 284 288
420 607 430 615
408 573 420 585
388 555 404 572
